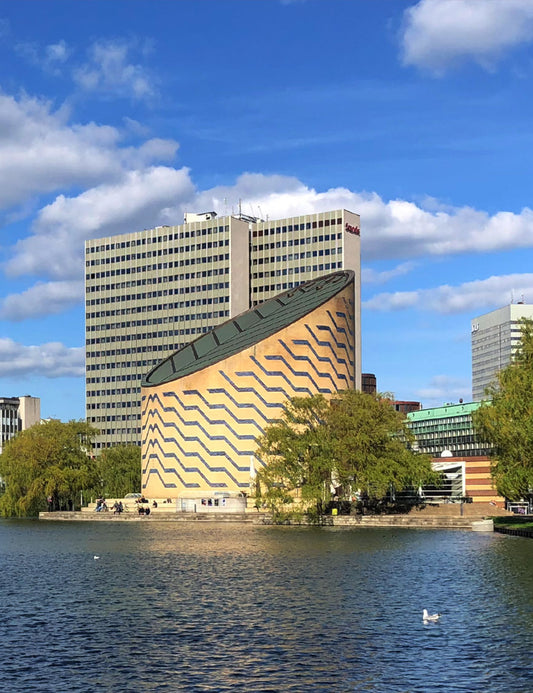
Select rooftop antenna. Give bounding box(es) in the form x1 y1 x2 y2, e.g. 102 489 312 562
238 198 242 217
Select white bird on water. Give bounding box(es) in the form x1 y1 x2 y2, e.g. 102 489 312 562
94 555 100 560
423 609 441 622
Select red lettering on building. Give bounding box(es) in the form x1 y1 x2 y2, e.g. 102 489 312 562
345 223 360 235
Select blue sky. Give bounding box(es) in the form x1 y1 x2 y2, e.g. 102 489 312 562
2 0 533 420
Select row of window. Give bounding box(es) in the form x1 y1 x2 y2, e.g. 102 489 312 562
86 270 227 293
86 226 230 253
87 401 140 408
252 262 339 277
87 292 230 308
86 254 230 280
252 233 342 251
254 250 339 264
86 239 230 265
251 218 342 237
86 314 228 341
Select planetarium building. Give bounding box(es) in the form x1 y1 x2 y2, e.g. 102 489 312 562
141 270 359 501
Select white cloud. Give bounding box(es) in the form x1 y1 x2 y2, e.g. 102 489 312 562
0 91 178 212
45 40 69 64
0 338 84 378
415 375 471 407
401 0 533 73
0 281 83 321
363 273 533 314
6 166 195 280
402 0 533 74
362 262 417 285
74 39 156 100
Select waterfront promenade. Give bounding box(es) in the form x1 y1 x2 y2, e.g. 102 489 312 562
39 500 511 530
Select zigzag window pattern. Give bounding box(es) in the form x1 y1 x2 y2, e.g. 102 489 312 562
141 271 358 497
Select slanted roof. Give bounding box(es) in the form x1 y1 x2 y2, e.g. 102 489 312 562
142 270 354 387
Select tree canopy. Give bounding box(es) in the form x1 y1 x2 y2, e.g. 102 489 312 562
0 419 99 517
255 390 434 516
473 318 533 499
97 444 141 498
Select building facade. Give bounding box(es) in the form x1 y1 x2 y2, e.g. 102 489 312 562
407 402 503 505
472 303 533 401
85 209 361 450
141 271 357 499
0 395 40 455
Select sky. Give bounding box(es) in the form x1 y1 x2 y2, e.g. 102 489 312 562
2 0 533 420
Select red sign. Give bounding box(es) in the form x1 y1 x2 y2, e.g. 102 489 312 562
345 223 360 236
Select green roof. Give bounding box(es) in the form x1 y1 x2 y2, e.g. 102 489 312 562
407 401 484 423
142 270 354 387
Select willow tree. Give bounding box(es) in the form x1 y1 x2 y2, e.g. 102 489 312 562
326 389 434 499
0 419 99 517
255 394 334 516
255 390 434 517
473 318 533 499
97 444 141 498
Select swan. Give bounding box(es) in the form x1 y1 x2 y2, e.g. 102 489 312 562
423 609 440 622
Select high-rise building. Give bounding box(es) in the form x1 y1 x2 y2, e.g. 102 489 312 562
471 303 533 401
85 209 361 450
0 395 41 455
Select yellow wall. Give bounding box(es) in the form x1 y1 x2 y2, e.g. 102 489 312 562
141 284 355 498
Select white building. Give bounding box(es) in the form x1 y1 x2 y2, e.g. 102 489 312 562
471 303 533 401
0 395 41 455
85 209 361 450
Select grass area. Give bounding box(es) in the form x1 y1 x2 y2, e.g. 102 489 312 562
493 516 533 530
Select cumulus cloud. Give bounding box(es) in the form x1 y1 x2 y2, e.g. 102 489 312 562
363 273 533 314
0 338 84 378
0 281 83 321
74 39 156 100
401 0 533 73
5 167 195 280
362 262 417 285
415 375 471 406
0 91 178 211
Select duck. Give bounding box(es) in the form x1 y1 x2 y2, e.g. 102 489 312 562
423 609 441 622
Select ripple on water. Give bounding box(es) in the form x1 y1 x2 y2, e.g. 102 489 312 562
0 522 532 692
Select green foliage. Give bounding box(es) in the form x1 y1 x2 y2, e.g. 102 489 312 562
327 389 435 498
256 395 334 517
255 390 434 517
0 420 99 517
473 318 533 499
97 444 141 498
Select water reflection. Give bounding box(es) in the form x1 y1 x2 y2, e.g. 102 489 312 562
0 520 532 692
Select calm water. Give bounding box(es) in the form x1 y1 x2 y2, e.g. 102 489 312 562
0 521 532 692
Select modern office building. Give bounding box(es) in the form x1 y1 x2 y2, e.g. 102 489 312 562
407 402 502 505
0 395 41 454
85 209 361 450
472 303 533 401
141 271 356 500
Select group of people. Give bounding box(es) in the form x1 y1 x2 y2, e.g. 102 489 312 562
112 501 124 515
95 497 108 512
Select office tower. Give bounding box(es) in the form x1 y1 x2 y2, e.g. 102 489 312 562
471 303 533 401
0 395 40 455
85 208 361 450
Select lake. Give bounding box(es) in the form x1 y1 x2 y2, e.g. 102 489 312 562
0 520 532 692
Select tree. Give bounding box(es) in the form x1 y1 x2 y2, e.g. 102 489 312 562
97 444 141 498
255 390 434 517
0 420 99 517
473 318 533 499
255 395 334 517
327 389 434 500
